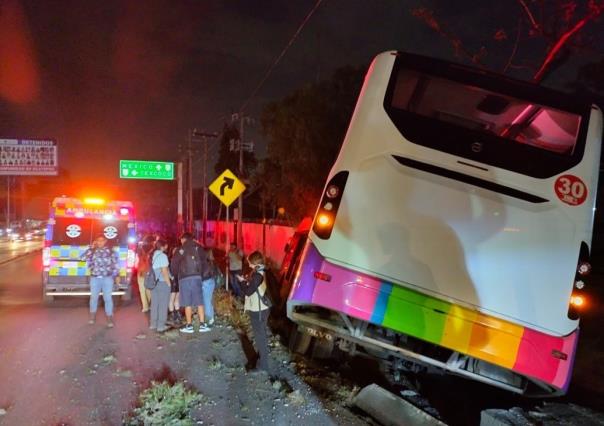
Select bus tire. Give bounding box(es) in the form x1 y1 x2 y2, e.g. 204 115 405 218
289 327 312 355
311 337 335 359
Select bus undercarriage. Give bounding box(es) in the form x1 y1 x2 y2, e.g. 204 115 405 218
288 303 560 397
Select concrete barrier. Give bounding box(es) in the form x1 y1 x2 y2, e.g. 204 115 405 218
353 384 447 426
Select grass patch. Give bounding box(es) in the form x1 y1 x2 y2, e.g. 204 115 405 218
214 288 250 331
127 381 202 426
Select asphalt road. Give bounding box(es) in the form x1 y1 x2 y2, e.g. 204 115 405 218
0 238 43 265
0 252 370 426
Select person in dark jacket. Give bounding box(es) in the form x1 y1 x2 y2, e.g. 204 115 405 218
170 232 210 333
236 250 271 373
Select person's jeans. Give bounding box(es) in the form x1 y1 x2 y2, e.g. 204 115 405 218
201 277 215 322
90 276 114 316
228 269 242 297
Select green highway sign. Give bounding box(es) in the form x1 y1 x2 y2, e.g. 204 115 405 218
119 160 174 180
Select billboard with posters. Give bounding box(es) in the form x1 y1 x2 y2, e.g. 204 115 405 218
0 138 58 176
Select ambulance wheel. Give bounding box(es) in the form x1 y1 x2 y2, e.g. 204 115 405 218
42 289 54 305
288 326 311 355
121 286 132 302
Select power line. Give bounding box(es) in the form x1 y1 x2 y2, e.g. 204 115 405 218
239 0 325 113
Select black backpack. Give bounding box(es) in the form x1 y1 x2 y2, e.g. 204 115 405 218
178 243 208 278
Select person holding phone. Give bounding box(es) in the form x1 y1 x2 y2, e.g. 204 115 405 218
83 235 120 327
237 251 272 373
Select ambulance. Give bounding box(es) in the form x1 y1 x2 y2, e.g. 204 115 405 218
42 197 136 303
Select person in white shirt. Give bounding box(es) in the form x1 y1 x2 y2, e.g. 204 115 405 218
149 239 172 332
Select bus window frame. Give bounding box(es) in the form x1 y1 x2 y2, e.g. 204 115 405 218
383 52 592 179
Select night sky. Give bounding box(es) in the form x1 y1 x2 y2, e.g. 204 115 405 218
1 0 602 187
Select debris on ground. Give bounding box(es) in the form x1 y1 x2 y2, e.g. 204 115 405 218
481 403 604 425
101 354 116 366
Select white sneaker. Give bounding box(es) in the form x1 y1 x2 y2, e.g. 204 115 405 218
180 324 194 334
199 323 211 333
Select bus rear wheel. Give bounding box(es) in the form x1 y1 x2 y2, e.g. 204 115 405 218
288 326 312 355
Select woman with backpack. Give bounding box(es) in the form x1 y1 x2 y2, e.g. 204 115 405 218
236 250 272 373
149 238 172 332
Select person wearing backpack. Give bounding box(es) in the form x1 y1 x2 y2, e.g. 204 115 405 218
170 232 210 333
149 238 172 332
135 235 155 313
236 250 272 373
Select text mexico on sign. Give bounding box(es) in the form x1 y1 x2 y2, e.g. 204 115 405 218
0 139 58 176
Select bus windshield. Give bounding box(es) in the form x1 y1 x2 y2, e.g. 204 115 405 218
391 69 581 156
384 57 591 178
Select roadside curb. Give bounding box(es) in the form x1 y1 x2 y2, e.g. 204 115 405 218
0 248 42 266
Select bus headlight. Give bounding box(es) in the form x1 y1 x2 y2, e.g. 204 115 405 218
577 261 591 276
313 171 349 240
570 295 585 307
317 214 331 227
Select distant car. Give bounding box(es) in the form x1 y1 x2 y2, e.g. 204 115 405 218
10 231 33 242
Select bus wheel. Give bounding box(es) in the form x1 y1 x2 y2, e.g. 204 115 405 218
310 337 335 359
289 327 312 355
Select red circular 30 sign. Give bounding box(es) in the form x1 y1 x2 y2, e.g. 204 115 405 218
555 175 588 206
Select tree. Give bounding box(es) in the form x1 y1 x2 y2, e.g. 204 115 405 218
260 66 365 221
412 0 604 83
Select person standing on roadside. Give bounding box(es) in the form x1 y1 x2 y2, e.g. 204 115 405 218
227 242 244 298
149 238 172 332
168 244 183 326
202 247 217 328
236 251 271 373
171 232 210 333
83 235 120 328
135 235 155 313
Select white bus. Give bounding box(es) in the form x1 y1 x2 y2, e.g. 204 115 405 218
287 51 602 396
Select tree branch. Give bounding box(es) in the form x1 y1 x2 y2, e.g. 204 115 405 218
517 0 541 31
503 18 523 73
533 8 600 82
411 7 486 66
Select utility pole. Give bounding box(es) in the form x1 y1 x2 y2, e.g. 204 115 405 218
191 129 218 245
177 162 184 236
187 129 193 233
238 114 244 249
